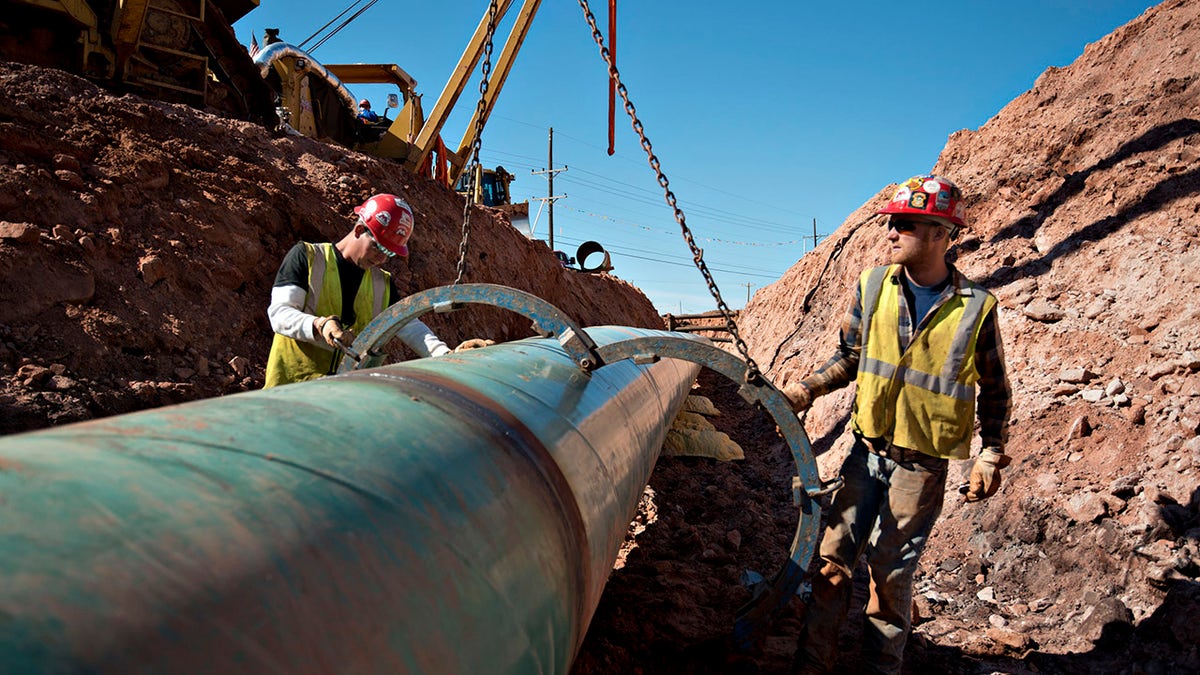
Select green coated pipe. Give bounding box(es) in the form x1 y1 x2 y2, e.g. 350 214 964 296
0 326 700 674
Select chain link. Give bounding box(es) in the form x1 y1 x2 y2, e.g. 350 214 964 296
454 0 500 285
575 0 762 383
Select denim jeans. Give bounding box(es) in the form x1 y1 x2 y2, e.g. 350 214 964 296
796 436 947 675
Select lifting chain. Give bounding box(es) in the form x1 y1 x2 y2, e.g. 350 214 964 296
576 0 763 385
454 0 500 285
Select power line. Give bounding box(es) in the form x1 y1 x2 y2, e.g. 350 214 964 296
554 235 784 279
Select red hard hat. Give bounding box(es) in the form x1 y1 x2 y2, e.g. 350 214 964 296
355 194 413 257
877 175 967 228
358 99 370 109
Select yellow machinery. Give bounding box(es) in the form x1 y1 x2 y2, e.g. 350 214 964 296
253 0 541 190
0 0 276 123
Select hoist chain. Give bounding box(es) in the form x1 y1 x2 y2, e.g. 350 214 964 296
575 0 762 384
454 0 500 285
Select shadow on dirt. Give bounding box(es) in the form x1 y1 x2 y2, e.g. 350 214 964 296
905 579 1200 675
980 118 1200 288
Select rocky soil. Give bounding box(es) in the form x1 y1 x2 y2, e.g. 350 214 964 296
3 0 1200 673
735 0 1200 671
0 60 659 434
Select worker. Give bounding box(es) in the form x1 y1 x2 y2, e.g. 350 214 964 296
782 175 1012 675
265 194 486 388
357 99 379 124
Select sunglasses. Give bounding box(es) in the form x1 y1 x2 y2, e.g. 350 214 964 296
364 229 396 258
886 218 937 233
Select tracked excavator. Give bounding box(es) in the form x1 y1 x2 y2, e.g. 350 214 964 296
0 0 277 124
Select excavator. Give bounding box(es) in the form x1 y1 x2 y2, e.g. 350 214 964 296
0 0 277 124
252 0 541 192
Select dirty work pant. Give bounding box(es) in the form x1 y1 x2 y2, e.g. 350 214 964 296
797 437 947 675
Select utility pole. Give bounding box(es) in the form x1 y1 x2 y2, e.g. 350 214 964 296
743 282 755 304
531 127 567 251
802 217 825 251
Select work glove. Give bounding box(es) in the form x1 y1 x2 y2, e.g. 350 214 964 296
781 380 813 413
965 448 1012 502
315 316 355 350
454 338 495 353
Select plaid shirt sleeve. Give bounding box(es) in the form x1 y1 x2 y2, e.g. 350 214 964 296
973 307 1012 452
800 281 863 398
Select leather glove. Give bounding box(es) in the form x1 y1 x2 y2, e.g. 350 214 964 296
454 338 495 353
781 380 813 413
965 448 1012 502
315 316 354 350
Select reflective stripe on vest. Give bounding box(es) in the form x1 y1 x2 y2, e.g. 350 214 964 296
852 265 996 459
263 243 391 388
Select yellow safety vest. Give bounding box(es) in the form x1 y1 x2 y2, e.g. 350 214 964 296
852 265 997 459
263 243 389 388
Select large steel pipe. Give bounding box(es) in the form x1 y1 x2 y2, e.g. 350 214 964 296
0 326 700 674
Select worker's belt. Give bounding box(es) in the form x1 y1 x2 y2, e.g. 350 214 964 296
858 434 947 468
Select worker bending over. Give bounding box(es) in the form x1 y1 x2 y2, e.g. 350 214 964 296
781 175 1013 675
265 194 482 388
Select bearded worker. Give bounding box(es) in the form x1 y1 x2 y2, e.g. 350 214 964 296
783 175 1013 675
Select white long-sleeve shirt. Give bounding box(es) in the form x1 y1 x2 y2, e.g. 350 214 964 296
268 284 452 358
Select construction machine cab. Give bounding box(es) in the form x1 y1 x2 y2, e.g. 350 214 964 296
454 165 516 208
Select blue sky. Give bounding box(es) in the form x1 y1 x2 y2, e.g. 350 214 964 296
234 1 1159 314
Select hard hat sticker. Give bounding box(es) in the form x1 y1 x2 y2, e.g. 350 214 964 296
909 192 928 209
922 179 942 194
376 210 391 227
935 190 951 211
893 186 912 204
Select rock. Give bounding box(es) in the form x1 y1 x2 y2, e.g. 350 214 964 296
986 626 1031 650
1105 377 1126 396
1184 351 1200 371
49 363 67 376
1065 415 1091 442
53 153 81 173
726 530 741 550
1109 474 1140 498
1079 597 1133 643
174 367 195 380
1083 297 1110 319
1059 366 1096 383
1148 360 1179 380
1125 400 1147 424
1053 383 1080 396
1065 491 1108 523
1081 389 1105 402
1024 299 1065 322
79 235 96 252
16 364 51 386
0 222 41 243
228 355 249 377
1112 393 1130 406
54 169 86 189
47 375 76 391
196 357 210 377
977 586 997 604
139 254 167 286
988 614 1008 629
52 224 72 239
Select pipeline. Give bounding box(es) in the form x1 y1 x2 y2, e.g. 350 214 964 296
0 325 700 673
0 285 827 672
253 41 359 120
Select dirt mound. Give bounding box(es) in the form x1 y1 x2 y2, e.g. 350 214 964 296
735 0 1200 670
0 60 660 434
